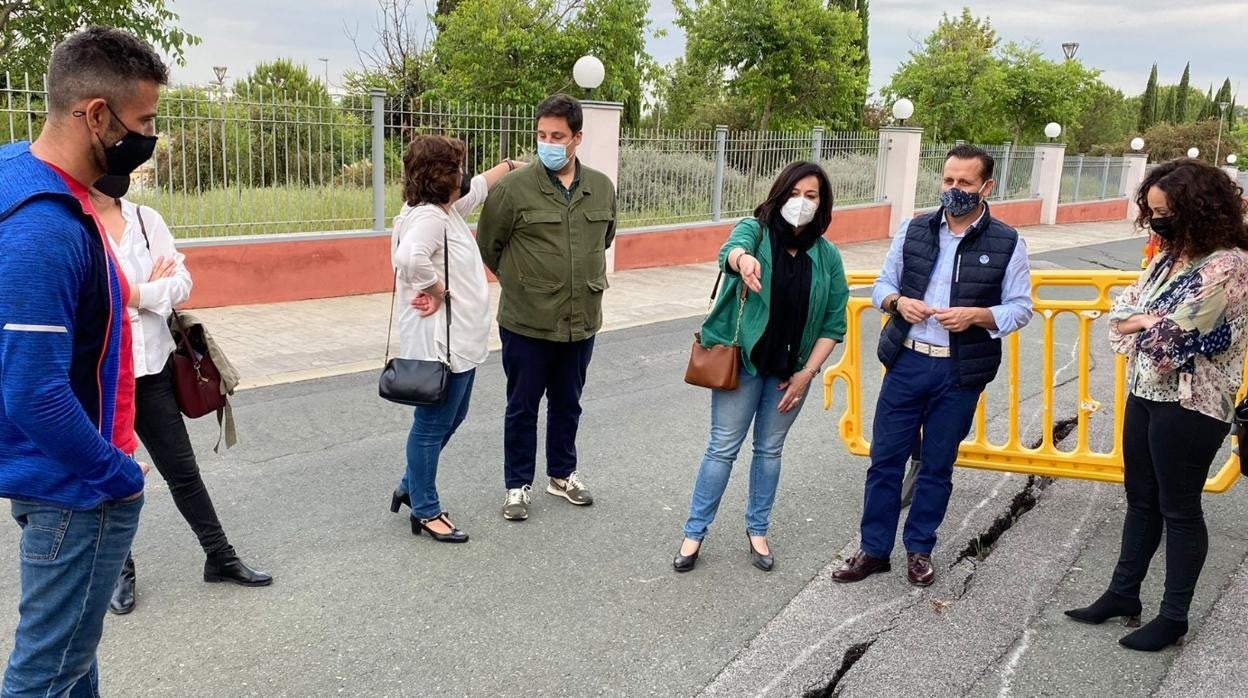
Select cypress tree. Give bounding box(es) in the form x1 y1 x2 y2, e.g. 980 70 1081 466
1175 63 1190 121
1139 64 1159 131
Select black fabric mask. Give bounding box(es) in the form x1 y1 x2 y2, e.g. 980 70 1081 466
459 170 472 199
81 104 158 198
1150 216 1177 241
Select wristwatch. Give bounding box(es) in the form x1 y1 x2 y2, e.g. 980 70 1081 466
887 296 900 315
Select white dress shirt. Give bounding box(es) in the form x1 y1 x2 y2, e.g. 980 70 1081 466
392 175 491 373
871 210 1033 345
106 201 194 378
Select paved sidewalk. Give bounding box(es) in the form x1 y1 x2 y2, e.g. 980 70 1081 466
194 221 1144 390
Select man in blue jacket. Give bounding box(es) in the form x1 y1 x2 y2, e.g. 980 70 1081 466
0 27 166 696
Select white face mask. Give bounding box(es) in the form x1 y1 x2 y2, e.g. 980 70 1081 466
781 196 817 227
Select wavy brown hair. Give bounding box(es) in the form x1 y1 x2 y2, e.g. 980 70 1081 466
402 134 465 207
1135 157 1248 260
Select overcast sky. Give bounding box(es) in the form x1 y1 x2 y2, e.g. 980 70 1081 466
171 0 1247 103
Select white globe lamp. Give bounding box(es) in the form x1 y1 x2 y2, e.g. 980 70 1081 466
892 98 914 126
1130 137 1145 152
1187 147 1200 158
1044 122 1062 141
1228 154 1238 165
573 55 605 98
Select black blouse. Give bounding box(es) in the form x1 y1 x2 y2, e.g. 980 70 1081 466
750 229 813 379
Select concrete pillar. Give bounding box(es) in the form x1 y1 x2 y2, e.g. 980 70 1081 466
1223 165 1240 181
578 100 623 272
1032 143 1067 225
1122 153 1149 220
874 127 924 234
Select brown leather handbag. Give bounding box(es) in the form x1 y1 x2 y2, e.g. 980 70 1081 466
684 271 747 390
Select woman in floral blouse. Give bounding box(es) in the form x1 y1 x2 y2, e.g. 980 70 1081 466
1065 158 1248 651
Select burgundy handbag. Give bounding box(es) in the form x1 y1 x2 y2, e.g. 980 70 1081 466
134 208 227 420
169 311 228 419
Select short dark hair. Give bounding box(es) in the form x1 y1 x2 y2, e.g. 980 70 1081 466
535 94 583 133
945 144 995 181
754 161 835 236
402 135 466 207
1135 157 1248 260
46 27 169 115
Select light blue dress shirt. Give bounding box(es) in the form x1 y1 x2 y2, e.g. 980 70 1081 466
870 211 1034 346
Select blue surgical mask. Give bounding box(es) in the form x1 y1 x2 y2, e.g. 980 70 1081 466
537 141 570 171
940 183 986 218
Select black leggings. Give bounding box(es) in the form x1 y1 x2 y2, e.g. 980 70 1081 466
134 356 233 557
1109 395 1229 621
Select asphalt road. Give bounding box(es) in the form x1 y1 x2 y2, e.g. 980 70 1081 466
2 236 1243 697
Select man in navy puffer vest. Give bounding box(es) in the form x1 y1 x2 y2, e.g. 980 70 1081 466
0 27 166 696
834 145 1034 588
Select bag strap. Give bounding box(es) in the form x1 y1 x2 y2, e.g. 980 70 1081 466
386 217 452 366
706 219 761 346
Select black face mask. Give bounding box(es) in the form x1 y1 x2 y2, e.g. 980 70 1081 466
1150 215 1177 241
82 104 158 198
459 170 472 199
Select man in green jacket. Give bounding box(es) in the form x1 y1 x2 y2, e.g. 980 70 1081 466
477 94 617 521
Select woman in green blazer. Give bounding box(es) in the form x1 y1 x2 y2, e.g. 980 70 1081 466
674 161 850 573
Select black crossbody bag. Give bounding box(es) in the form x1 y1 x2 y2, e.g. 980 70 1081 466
378 224 451 406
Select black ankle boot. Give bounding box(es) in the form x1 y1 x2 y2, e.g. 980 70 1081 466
108 554 136 615
204 551 273 587
1119 615 1188 652
1064 590 1142 626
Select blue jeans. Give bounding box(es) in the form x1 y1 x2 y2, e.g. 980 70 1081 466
860 349 981 559
3 496 144 698
683 365 807 541
399 369 476 520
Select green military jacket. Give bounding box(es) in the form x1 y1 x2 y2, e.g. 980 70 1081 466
477 160 617 342
700 217 850 376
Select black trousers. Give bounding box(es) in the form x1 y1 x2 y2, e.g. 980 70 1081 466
1109 395 1229 621
133 356 233 557
499 327 595 490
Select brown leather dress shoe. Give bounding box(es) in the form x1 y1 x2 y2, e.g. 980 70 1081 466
832 550 891 583
906 553 935 587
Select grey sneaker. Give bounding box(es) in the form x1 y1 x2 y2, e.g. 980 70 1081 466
547 472 593 506
502 486 531 521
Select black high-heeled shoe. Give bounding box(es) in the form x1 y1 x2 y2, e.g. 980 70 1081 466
673 540 701 573
1064 590 1142 627
411 512 469 543
747 533 774 572
1119 615 1187 652
390 489 410 513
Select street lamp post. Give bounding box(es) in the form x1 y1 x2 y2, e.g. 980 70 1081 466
318 57 330 94
1061 42 1080 60
212 66 228 188
1215 100 1230 166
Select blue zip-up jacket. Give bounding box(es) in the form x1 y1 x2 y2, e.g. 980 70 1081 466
0 142 144 508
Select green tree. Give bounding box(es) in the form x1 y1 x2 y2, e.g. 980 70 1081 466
1197 85 1214 120
1161 86 1177 123
1138 63 1158 131
424 0 652 125
674 0 866 131
1140 119 1243 163
882 8 1007 141
234 59 329 102
832 0 870 126
0 0 199 78
998 42 1098 143
1069 80 1134 153
1175 63 1190 122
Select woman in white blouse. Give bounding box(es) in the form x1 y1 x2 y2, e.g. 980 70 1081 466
387 135 525 542
88 189 271 615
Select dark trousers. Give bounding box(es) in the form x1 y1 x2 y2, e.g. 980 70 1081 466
499 327 595 489
1109 395 1229 621
133 356 232 557
860 349 982 559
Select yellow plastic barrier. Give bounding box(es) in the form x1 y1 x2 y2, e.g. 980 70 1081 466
823 270 1244 493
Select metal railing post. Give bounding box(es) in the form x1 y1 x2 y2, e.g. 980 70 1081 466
370 89 386 234
1072 154 1085 203
811 126 824 164
712 125 727 222
997 141 1012 200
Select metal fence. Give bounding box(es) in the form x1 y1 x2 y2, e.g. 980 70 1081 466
917 142 1039 210
619 127 882 227
1060 155 1130 204
915 142 958 209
